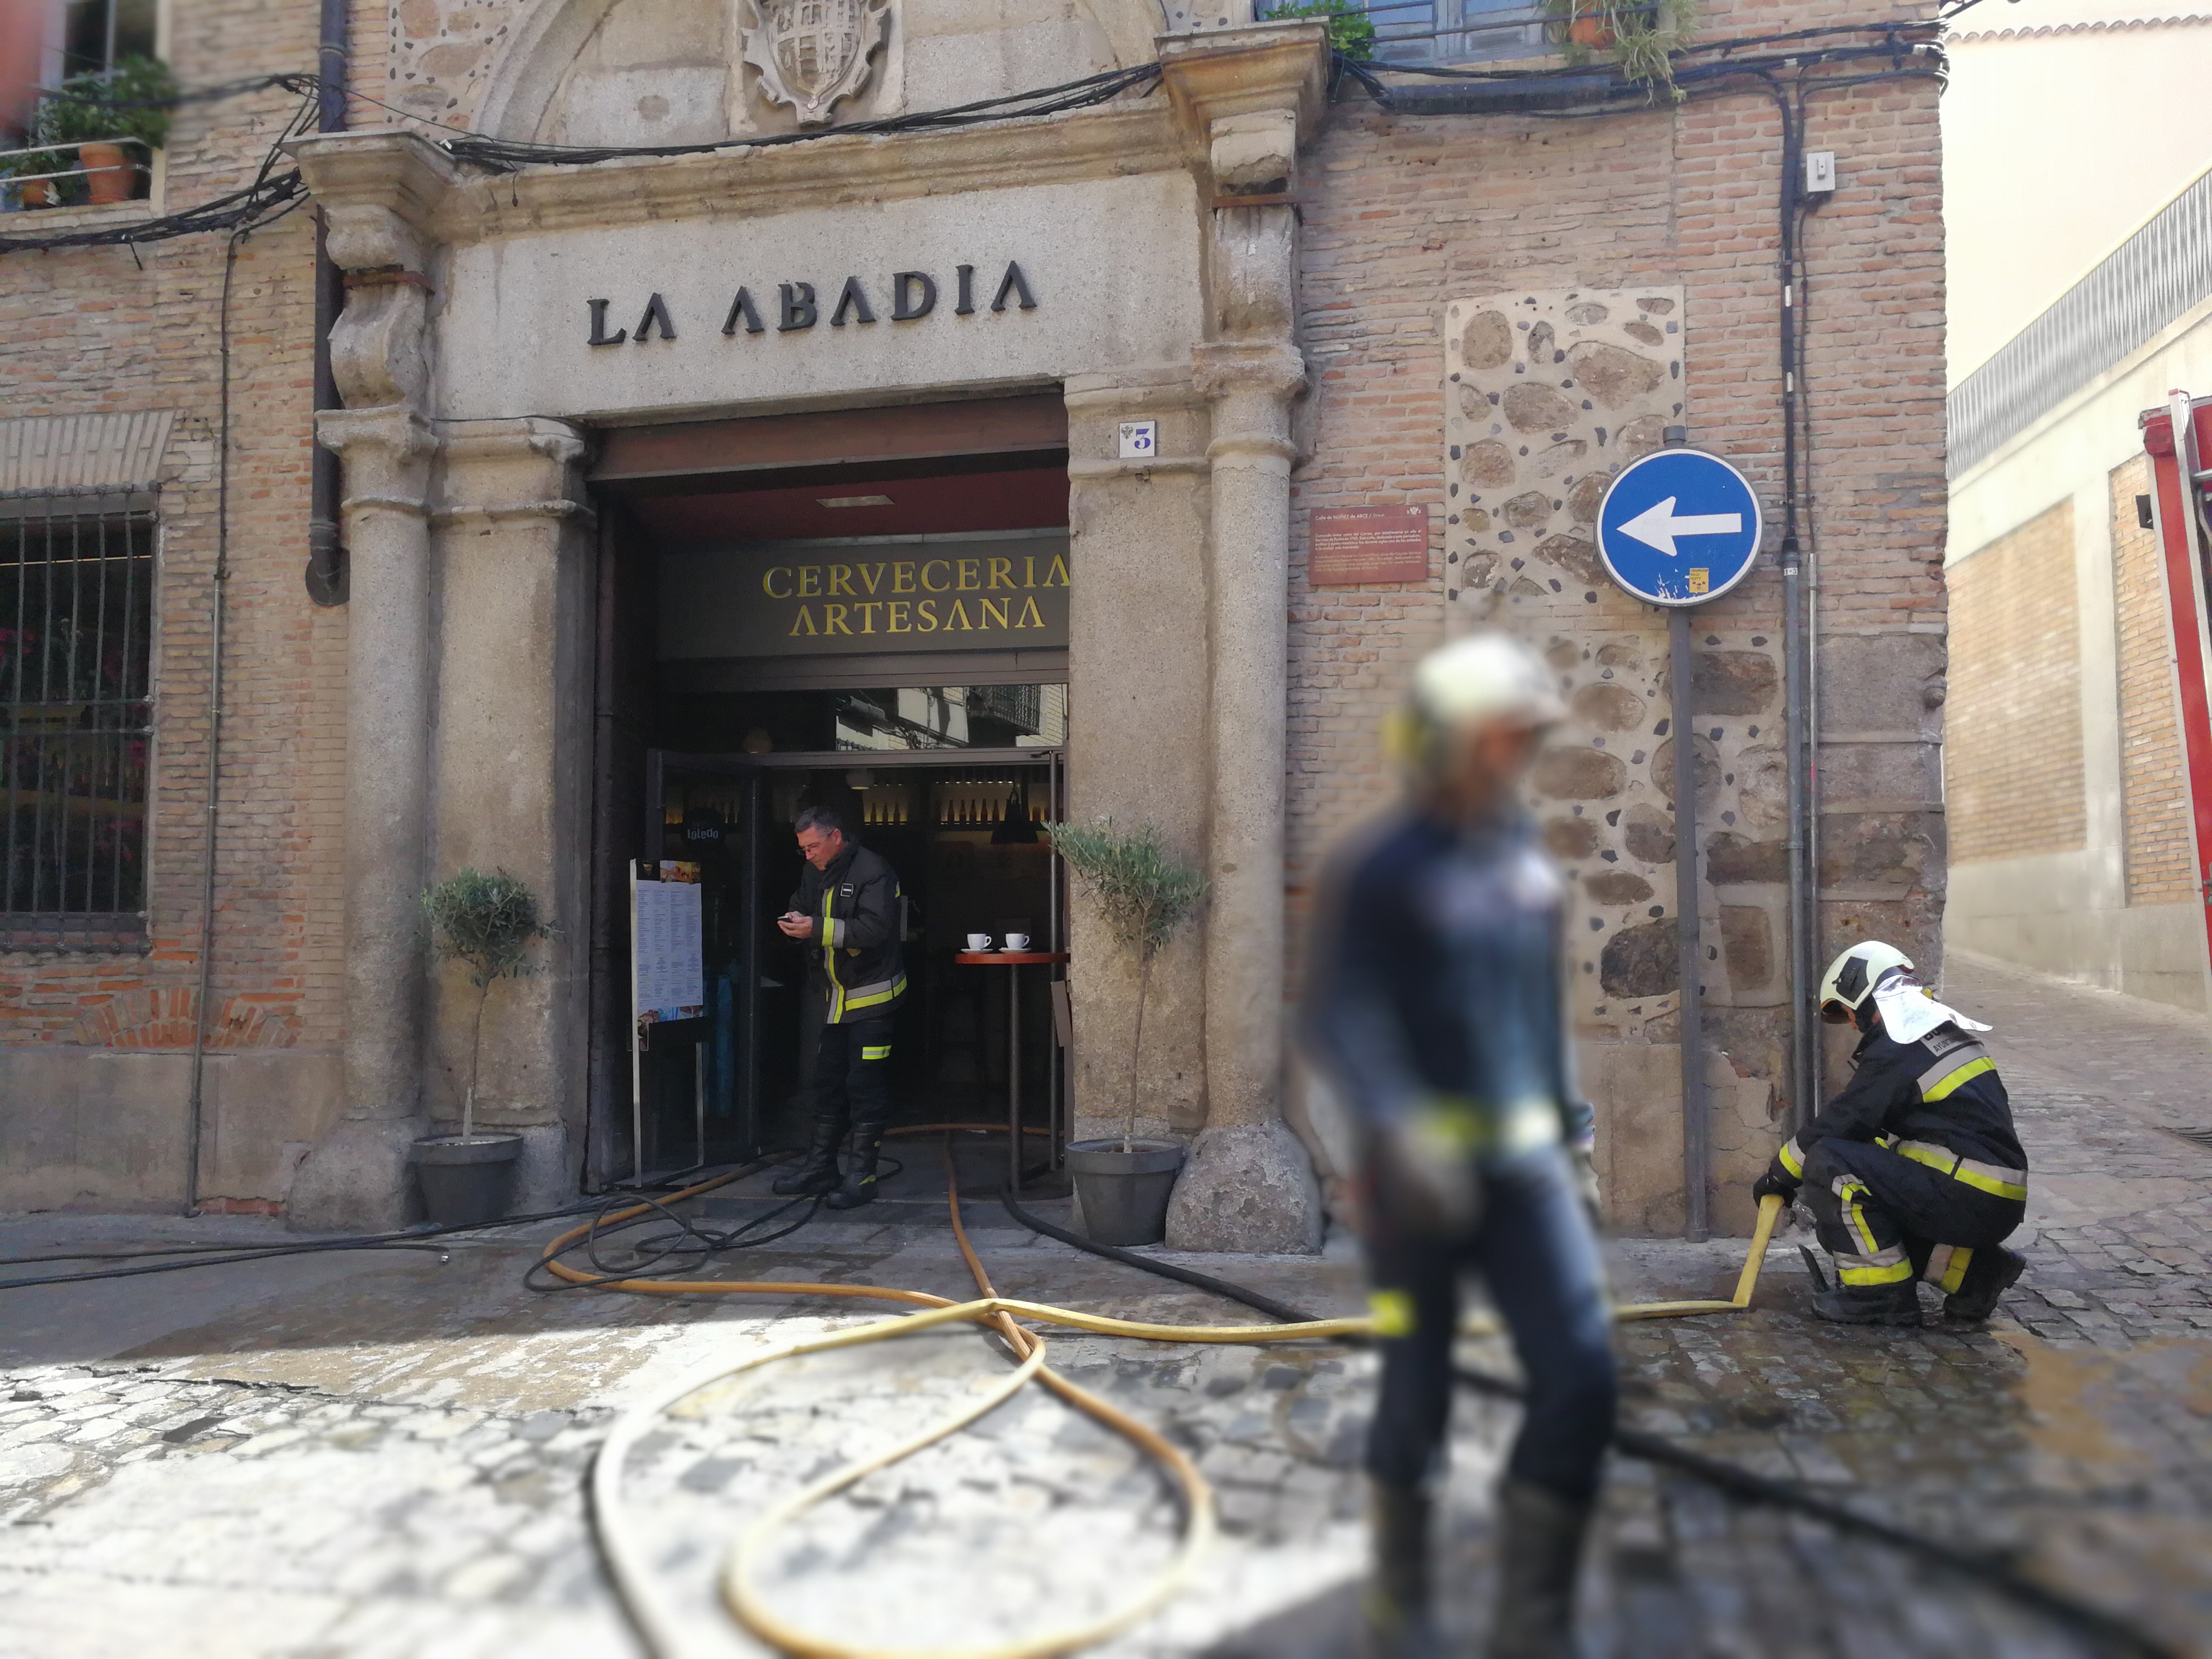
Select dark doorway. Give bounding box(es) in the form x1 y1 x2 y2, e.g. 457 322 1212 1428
585 396 1071 1191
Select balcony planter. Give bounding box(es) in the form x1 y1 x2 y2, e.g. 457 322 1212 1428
1067 1138 1185 1246
411 1132 525 1227
78 143 135 205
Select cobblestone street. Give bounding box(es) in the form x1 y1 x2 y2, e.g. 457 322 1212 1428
3 950 2209 1658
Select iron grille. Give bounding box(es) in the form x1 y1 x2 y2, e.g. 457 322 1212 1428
2 488 156 915
968 682 1042 734
1949 165 2212 477
1348 0 1549 65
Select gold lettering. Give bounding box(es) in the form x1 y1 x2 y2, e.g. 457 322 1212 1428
857 601 882 634
1024 556 1036 589
892 562 917 594
987 557 1014 590
981 597 1010 628
798 566 822 598
921 560 951 593
788 605 819 637
828 564 856 596
948 599 976 630
1013 596 1044 628
824 603 852 635
1045 554 1069 587
956 559 980 591
764 566 794 599
858 563 886 595
887 601 911 633
918 599 939 631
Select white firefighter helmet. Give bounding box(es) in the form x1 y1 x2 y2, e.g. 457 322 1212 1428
1387 633 1566 772
1818 940 1915 1025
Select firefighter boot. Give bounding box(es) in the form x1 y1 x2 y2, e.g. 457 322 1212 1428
1360 1479 1437 1659
770 1115 842 1196
1943 1245 2026 1323
1490 1477 1593 1659
1811 1278 1921 1326
825 1118 885 1210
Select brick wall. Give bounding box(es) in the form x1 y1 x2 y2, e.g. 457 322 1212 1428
2111 454 2196 906
1944 500 2085 864
1290 0 1948 1148
0 0 347 1117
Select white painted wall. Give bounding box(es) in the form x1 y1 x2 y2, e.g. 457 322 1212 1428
1942 1 2212 382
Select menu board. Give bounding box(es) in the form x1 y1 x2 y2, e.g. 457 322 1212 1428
632 862 704 1025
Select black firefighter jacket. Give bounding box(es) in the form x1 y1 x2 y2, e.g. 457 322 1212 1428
1769 1019 2027 1202
789 841 906 1025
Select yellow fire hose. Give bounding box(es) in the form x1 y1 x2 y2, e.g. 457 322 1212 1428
562 1142 1786 1659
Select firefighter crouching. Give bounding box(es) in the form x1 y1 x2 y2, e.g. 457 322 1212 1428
772 804 908 1209
1754 942 2028 1326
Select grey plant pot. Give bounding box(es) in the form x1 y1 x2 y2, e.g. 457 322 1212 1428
1065 1137 1185 1246
411 1132 523 1228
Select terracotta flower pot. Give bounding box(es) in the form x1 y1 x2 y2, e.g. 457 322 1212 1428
1568 12 1617 47
18 177 59 208
78 142 135 205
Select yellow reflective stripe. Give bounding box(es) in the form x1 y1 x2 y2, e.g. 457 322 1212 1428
1920 1055 1995 1103
1778 1137 1804 1178
1835 1177 1884 1258
1838 1257 1915 1286
1369 1289 1415 1337
861 1044 891 1061
1896 1140 2028 1201
838 973 907 1013
1924 1244 1973 1294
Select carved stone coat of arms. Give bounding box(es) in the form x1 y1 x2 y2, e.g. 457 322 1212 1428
742 0 891 127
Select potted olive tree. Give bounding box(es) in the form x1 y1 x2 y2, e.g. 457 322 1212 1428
1047 819 1206 1245
414 868 552 1226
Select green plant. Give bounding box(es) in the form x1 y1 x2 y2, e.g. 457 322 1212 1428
423 868 553 1142
37 55 176 152
1542 0 1696 102
1047 820 1207 1151
1264 0 1377 62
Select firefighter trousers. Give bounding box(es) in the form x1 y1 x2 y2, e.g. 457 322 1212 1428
799 1008 895 1146
1798 1138 2024 1295
1362 1143 1617 1503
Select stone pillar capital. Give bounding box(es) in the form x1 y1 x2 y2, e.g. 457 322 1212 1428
1193 341 1308 404
1157 21 1330 169
317 405 435 510
288 130 460 274
435 418 593 529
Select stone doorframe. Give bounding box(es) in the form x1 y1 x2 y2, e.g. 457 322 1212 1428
284 22 1333 1252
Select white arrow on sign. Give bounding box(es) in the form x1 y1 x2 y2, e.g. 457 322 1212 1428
1618 496 1744 559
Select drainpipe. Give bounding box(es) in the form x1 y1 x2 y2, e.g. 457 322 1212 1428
305 0 348 607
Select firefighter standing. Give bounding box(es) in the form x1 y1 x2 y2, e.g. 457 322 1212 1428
1754 942 2027 1325
1307 633 1614 1659
772 804 908 1209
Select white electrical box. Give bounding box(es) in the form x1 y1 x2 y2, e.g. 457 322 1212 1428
1803 150 1837 195
1117 419 1157 460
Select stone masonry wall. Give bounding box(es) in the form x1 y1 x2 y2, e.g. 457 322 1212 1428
2111 453 2196 908
0 0 346 1207
1290 0 1948 1232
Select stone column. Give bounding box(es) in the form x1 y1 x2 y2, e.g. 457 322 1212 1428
427 420 594 1211
285 133 456 1232
1165 333 1321 1253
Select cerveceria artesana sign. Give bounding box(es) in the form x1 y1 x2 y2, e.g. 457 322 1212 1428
586 261 1039 345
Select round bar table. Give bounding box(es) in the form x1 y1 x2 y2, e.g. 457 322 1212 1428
953 950 1070 1192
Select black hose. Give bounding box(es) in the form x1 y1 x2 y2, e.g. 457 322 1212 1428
998 1187 2176 1659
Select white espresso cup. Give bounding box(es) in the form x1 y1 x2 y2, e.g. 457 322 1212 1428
966 932 993 951
1003 933 1031 951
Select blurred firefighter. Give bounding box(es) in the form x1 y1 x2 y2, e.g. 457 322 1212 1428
1306 632 1614 1659
1754 942 2027 1326
772 803 908 1209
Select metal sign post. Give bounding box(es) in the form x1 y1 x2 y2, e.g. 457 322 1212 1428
1597 444 1764 1241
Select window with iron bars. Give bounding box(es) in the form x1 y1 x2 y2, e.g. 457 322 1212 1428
1347 0 1549 64
2 491 156 921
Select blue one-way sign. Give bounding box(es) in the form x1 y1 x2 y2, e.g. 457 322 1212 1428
1595 448 1763 607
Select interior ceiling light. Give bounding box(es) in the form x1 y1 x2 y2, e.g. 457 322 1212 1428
818 494 894 508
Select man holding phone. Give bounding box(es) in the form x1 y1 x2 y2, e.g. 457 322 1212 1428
771 804 908 1207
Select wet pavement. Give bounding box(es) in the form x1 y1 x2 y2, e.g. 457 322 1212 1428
1 950 2208 1657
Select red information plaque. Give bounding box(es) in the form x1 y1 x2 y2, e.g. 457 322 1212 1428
1308 505 1431 588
